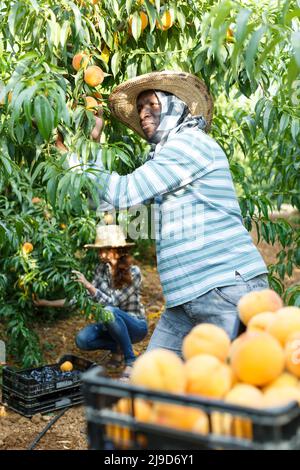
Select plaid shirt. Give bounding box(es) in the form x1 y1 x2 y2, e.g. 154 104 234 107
89 263 146 320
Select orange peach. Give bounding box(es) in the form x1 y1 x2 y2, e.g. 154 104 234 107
182 323 230 362
238 289 283 325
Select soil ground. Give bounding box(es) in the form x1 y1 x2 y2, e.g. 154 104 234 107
1 212 300 450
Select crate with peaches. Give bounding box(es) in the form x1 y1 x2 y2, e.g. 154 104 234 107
82 288 300 450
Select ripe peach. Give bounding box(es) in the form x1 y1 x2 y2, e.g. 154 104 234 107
22 242 34 254
84 66 104 87
182 323 230 362
224 384 264 439
263 372 299 393
263 386 300 408
32 197 42 204
230 331 285 386
267 307 300 346
130 349 187 393
84 96 98 109
238 289 283 325
225 384 264 408
60 361 73 372
152 402 208 434
247 312 277 332
72 52 89 71
185 354 233 399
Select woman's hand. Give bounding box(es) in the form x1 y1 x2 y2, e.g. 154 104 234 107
33 297 67 308
33 297 50 307
72 270 90 289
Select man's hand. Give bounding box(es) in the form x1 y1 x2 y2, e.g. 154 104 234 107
55 131 68 153
90 114 104 142
71 270 90 289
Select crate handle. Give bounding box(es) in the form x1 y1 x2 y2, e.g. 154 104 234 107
55 398 71 408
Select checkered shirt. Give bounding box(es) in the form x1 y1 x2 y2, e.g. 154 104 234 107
89 263 146 320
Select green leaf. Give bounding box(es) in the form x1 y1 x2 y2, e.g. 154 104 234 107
243 116 256 139
279 113 290 134
60 21 70 49
144 0 157 32
287 57 299 90
46 177 58 208
254 97 266 123
269 276 284 296
177 11 186 31
8 86 31 138
277 194 284 212
115 148 134 168
140 54 151 74
33 95 54 141
212 0 233 29
126 0 133 15
23 85 38 125
98 16 113 47
245 26 267 84
131 11 142 42
57 173 71 208
31 162 46 183
111 51 121 78
0 155 12 175
8 3 21 37
235 8 252 44
28 0 39 12
263 101 275 136
155 0 161 12
126 57 138 79
291 31 300 68
291 118 300 142
112 0 121 19
68 2 82 37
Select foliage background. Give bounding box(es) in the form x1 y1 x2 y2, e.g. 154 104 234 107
0 0 300 366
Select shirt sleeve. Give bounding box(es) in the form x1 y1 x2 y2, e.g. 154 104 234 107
91 288 115 305
121 266 142 299
93 129 215 210
88 264 119 306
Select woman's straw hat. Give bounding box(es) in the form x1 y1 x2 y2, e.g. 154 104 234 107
84 225 135 249
109 70 214 138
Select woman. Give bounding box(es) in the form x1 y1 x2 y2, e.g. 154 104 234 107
34 225 148 378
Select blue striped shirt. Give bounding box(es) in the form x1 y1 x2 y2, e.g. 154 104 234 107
91 127 268 308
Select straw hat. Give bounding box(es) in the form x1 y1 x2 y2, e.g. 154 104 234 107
109 70 214 138
84 225 135 249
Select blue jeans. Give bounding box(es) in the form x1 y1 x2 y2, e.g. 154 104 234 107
75 306 148 365
146 271 269 358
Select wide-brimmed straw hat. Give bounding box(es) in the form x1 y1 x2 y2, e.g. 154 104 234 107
84 225 135 249
109 70 214 138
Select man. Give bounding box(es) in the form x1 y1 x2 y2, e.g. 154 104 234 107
80 70 269 357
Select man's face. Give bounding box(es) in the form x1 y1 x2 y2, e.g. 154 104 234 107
137 90 161 139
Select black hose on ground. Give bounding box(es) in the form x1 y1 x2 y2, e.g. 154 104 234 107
27 407 69 450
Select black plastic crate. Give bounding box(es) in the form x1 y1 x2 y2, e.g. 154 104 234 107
2 354 97 416
81 366 300 450
2 386 83 417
